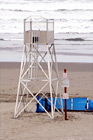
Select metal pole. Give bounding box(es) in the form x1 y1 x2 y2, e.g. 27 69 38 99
64 69 67 120
47 45 54 119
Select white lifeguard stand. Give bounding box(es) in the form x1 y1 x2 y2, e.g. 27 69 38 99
14 16 63 119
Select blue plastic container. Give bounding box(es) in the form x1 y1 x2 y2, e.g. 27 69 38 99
36 96 93 112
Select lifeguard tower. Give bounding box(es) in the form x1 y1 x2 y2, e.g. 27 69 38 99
14 16 63 119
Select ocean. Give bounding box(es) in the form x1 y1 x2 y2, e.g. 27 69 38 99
0 0 93 63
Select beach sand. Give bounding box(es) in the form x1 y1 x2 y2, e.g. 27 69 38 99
0 62 93 140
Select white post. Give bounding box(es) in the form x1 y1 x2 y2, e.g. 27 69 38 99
14 45 26 118
47 44 54 119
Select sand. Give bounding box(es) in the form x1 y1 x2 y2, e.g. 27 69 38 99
0 62 93 140
0 62 93 101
